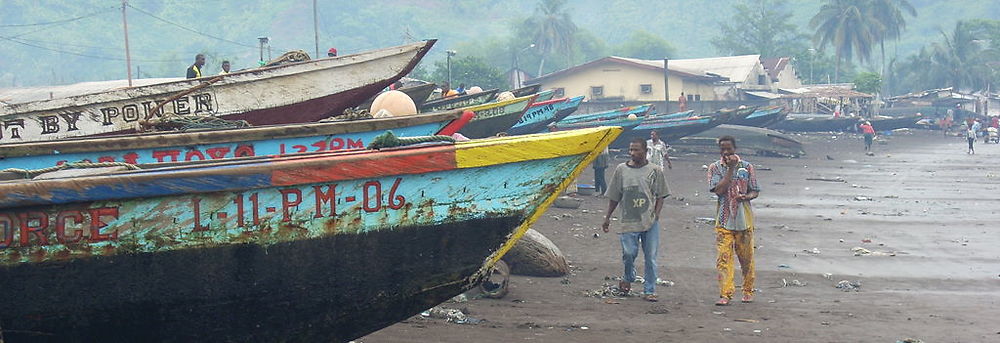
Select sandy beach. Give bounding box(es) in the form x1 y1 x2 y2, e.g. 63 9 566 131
362 129 1000 343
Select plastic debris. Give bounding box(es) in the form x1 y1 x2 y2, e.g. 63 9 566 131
836 280 862 292
853 196 873 201
822 273 833 280
421 306 479 324
802 248 821 254
656 278 675 287
695 217 716 224
777 264 791 269
781 278 806 287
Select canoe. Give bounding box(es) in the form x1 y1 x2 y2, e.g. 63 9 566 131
549 116 645 132
532 89 556 102
731 106 787 127
768 114 858 132
558 104 654 125
612 108 751 147
0 110 471 171
672 124 805 157
458 94 538 138
868 114 922 131
510 84 541 97
0 41 436 143
356 82 438 111
508 96 583 135
0 126 621 342
649 110 696 121
420 89 499 113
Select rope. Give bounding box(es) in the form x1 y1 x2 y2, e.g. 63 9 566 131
143 115 251 132
263 50 311 67
2 161 141 179
367 131 455 149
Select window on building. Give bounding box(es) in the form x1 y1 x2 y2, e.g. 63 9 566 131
591 86 604 97
758 74 767 85
554 88 565 97
687 94 694 102
640 84 653 94
695 94 701 101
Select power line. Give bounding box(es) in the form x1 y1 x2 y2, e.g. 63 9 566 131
0 7 115 27
125 4 258 49
0 36 185 63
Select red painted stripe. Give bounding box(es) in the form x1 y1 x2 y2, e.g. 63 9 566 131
437 110 474 136
270 146 458 186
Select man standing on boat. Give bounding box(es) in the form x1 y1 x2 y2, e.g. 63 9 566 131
602 138 670 302
186 54 205 79
218 60 231 75
707 136 760 306
647 131 672 170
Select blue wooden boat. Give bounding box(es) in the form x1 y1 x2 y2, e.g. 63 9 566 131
0 110 472 172
0 127 622 342
457 93 537 138
612 107 751 148
558 104 654 125
508 96 583 135
731 106 787 127
649 110 696 121
549 116 645 132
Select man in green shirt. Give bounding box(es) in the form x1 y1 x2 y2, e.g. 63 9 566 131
602 137 670 302
186 54 205 79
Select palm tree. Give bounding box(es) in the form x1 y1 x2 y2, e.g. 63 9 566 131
810 0 883 82
892 21 1000 92
870 0 916 77
523 0 577 76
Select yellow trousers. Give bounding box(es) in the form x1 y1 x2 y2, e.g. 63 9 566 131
715 226 755 299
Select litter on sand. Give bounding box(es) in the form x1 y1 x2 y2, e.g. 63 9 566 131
836 280 862 292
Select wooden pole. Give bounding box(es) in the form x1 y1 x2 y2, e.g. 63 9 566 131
121 0 133 87
663 58 669 113
313 0 319 59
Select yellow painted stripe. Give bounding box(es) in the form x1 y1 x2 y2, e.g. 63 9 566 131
470 127 622 270
454 127 621 168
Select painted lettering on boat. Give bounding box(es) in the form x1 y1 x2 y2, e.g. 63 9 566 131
473 105 511 120
49 137 366 166
518 103 555 124
0 207 120 249
0 93 216 141
190 178 408 232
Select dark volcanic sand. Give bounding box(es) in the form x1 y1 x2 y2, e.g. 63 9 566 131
362 130 1000 343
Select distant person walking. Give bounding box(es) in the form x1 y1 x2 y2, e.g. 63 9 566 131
647 131 672 170
859 121 876 152
218 60 231 75
602 138 670 302
707 136 760 306
678 92 688 112
967 118 981 154
186 54 205 79
593 147 610 196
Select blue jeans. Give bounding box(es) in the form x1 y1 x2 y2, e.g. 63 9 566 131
619 221 660 294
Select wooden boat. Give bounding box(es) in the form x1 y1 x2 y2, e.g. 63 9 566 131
672 124 805 157
0 110 471 171
649 110 696 121
558 104 654 125
0 126 621 342
508 96 583 135
868 114 922 131
768 114 858 132
531 89 557 102
356 82 438 111
0 41 436 143
420 89 499 113
549 116 645 132
612 108 751 147
510 84 541 97
731 106 788 127
458 94 538 138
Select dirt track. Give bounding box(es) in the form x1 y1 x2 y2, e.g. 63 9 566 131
363 130 1000 343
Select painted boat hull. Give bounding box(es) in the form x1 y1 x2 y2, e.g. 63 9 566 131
768 115 857 132
731 106 786 127
0 127 622 342
356 82 438 111
510 84 541 97
0 111 468 171
419 89 499 113
612 109 751 148
459 94 537 138
0 41 436 143
869 115 922 131
558 104 654 125
508 96 583 135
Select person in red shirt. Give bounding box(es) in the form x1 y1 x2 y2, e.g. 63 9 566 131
859 121 876 152
991 116 999 129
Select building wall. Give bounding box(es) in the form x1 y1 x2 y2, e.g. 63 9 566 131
534 61 720 102
774 64 803 89
736 63 774 91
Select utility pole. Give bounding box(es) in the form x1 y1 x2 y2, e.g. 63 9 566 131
121 0 133 87
663 58 670 113
313 0 319 59
446 50 456 86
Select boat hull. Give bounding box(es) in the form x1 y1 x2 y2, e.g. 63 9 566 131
459 95 536 138
509 96 582 135
0 41 436 143
0 127 622 342
419 89 499 113
769 116 857 132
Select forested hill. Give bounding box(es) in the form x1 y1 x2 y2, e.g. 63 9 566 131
1 0 997 87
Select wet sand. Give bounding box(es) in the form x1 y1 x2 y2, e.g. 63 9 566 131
362 130 1000 342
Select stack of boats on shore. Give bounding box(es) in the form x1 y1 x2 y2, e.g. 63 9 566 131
0 40 618 342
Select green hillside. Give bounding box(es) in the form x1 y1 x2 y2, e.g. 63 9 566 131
1 0 997 87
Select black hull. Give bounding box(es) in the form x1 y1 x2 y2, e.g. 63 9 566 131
769 117 857 132
462 110 529 139
510 84 541 98
869 115 921 131
611 121 722 148
732 111 787 128
420 90 499 112
0 215 523 343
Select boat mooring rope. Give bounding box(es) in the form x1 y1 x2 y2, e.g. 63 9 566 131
144 115 251 132
2 161 141 179
366 130 455 149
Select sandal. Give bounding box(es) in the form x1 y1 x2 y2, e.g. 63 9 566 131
741 294 754 303
715 297 730 306
643 294 658 302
